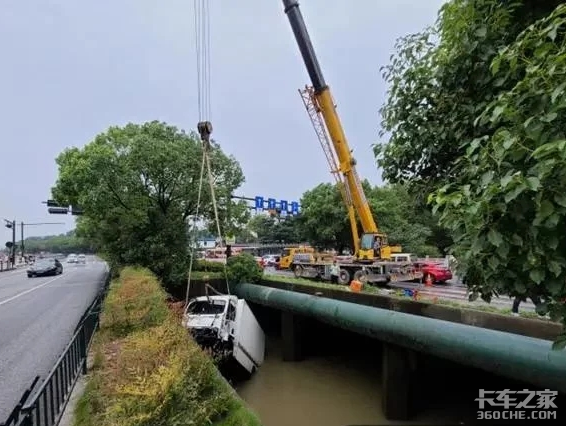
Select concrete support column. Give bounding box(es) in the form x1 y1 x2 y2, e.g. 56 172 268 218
382 343 415 420
281 311 304 362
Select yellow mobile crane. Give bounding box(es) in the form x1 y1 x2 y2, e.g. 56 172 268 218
282 0 419 285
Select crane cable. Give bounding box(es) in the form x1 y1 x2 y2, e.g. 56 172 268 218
185 0 230 307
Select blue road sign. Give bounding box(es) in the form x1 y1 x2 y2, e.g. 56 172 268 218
280 200 288 212
268 198 276 210
255 196 264 210
291 201 299 215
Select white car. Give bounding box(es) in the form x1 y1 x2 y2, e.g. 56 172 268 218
67 254 77 263
77 254 86 264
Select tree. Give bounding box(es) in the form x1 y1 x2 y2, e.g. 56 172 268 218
21 231 92 254
297 181 440 255
51 121 245 289
246 214 302 244
297 183 351 251
367 184 439 255
431 4 566 348
376 0 562 199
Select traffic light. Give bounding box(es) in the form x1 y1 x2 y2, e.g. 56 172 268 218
71 206 83 215
5 241 13 248
48 207 69 214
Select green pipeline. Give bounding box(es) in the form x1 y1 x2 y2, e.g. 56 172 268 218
234 283 566 393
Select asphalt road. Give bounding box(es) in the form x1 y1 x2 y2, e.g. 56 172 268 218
0 258 108 421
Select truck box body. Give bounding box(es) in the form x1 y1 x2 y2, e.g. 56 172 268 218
232 299 265 373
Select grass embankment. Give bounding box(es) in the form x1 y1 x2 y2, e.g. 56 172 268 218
263 274 546 321
74 266 261 426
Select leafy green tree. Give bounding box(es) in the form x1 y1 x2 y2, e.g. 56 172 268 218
297 182 439 255
51 121 245 289
431 5 566 348
247 215 275 243
247 214 302 244
376 0 561 198
272 216 302 244
297 183 351 251
22 231 92 254
367 185 439 256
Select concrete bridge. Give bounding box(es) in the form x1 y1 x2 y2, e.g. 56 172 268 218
229 281 566 421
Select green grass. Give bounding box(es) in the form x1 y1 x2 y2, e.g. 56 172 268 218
262 275 550 322
74 267 261 426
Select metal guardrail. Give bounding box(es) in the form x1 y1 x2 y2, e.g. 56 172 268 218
0 274 110 426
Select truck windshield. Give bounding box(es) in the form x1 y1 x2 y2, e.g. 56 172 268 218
187 300 226 315
282 249 291 257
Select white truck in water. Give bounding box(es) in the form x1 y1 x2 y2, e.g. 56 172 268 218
182 295 265 377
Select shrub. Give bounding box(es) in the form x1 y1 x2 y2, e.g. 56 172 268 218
226 253 263 285
100 266 169 339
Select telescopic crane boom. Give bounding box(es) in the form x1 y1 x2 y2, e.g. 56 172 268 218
282 0 392 261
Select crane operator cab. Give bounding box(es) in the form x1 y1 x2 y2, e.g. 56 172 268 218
358 233 392 262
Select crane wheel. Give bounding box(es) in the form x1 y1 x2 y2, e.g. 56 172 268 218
338 269 351 285
294 265 303 278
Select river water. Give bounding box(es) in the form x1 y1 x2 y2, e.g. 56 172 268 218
236 337 459 426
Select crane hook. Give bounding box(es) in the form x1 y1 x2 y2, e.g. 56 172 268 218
197 121 213 149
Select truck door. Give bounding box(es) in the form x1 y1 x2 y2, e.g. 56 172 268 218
226 300 237 337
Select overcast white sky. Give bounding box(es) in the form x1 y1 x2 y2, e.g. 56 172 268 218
0 0 445 239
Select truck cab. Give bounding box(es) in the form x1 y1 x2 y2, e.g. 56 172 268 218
279 246 314 269
391 253 418 263
182 295 265 376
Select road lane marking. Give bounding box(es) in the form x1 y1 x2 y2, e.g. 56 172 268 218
0 274 67 306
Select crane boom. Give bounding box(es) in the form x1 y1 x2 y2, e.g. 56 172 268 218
298 87 360 254
282 0 392 261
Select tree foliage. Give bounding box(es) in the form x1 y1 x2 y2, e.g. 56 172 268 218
20 231 92 255
431 4 566 347
51 121 245 289
246 215 302 244
296 182 441 255
377 0 566 346
376 0 562 198
297 183 352 251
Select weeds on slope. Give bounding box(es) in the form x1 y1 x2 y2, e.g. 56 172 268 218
74 266 261 426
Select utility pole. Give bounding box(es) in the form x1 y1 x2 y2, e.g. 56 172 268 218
19 222 65 260
20 221 24 258
10 220 15 265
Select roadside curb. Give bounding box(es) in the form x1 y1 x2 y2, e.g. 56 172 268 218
58 349 94 425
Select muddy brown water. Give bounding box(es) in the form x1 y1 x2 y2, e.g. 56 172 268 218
236 337 462 426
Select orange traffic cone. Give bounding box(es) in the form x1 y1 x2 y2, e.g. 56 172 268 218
425 275 433 287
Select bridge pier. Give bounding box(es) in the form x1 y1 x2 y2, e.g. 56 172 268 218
382 343 416 420
281 311 304 361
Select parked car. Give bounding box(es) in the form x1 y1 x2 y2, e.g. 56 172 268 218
77 254 86 264
420 262 452 284
254 256 265 269
67 254 77 263
27 258 63 277
262 254 280 268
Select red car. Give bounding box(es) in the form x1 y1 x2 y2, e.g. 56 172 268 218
254 256 265 269
420 262 452 284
